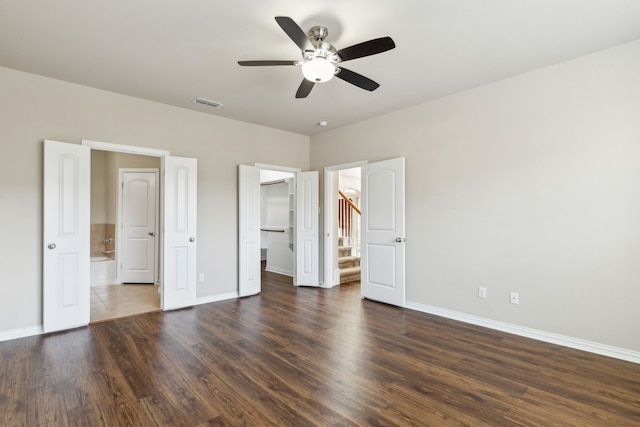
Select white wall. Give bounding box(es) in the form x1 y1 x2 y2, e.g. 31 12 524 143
339 168 361 193
90 150 109 224
91 151 161 225
104 152 161 224
261 182 294 276
311 40 640 352
3 39 640 355
0 66 309 333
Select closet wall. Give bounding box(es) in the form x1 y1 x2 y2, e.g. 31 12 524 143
260 170 294 276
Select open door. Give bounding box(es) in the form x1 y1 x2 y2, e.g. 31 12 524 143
295 171 319 286
361 157 405 307
162 156 197 310
238 165 261 296
43 140 90 332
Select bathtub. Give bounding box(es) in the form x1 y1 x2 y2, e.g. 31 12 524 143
90 256 117 286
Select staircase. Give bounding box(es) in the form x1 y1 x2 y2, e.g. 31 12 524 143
339 240 361 284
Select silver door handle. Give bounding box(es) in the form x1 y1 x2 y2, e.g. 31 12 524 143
47 243 56 250
395 238 406 243
189 237 195 242
148 232 155 236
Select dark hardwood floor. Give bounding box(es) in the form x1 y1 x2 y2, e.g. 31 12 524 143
1 269 640 426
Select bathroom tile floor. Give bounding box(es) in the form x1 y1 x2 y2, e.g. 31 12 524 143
90 283 161 323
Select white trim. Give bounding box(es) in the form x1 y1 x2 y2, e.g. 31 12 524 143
5 299 636 366
323 168 339 287
405 301 640 364
82 140 170 157
0 325 44 343
265 266 293 277
196 292 239 305
324 160 368 172
254 163 301 173
1 289 235 342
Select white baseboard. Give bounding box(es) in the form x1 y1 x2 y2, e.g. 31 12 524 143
196 292 238 305
264 266 293 277
0 325 44 343
405 301 640 364
1 293 239 343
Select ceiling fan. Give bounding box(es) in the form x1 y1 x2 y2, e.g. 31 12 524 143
238 16 396 98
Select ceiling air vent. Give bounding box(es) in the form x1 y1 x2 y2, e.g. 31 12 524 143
194 97 223 108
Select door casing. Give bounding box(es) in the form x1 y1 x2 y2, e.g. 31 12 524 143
239 163 321 295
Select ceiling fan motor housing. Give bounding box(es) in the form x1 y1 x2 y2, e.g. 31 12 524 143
304 26 339 63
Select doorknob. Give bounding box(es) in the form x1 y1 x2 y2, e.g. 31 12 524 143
47 243 56 250
189 237 195 242
148 232 154 236
395 237 406 243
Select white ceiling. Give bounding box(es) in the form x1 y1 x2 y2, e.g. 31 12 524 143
2 1 640 136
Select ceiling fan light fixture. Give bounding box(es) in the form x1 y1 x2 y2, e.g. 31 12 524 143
302 57 335 83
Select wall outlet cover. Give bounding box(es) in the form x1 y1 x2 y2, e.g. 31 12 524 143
510 291 519 304
478 287 487 298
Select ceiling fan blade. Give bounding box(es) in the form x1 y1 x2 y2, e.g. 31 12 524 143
238 60 297 66
336 37 395 62
335 67 380 91
296 79 315 98
275 16 313 51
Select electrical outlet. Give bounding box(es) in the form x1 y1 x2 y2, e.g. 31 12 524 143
199 273 205 282
478 286 487 298
510 291 519 304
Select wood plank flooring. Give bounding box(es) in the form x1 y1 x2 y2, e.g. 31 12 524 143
1 268 639 426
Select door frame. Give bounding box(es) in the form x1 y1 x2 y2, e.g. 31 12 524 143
117 168 160 284
240 163 322 295
83 140 169 308
323 161 367 288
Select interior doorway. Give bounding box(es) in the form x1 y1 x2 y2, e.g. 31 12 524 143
323 157 405 307
44 139 198 333
239 163 319 297
260 169 295 278
89 151 161 322
324 161 367 288
335 167 362 285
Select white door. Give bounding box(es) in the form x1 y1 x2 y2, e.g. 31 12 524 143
361 157 405 306
43 140 90 332
163 156 197 310
238 165 261 296
295 171 319 286
120 171 158 284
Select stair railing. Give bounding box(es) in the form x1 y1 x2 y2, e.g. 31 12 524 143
338 190 361 257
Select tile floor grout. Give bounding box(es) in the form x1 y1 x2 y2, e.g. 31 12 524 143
90 283 161 323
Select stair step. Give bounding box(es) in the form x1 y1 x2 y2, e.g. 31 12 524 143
338 246 352 256
340 266 361 284
340 266 361 276
338 256 361 268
